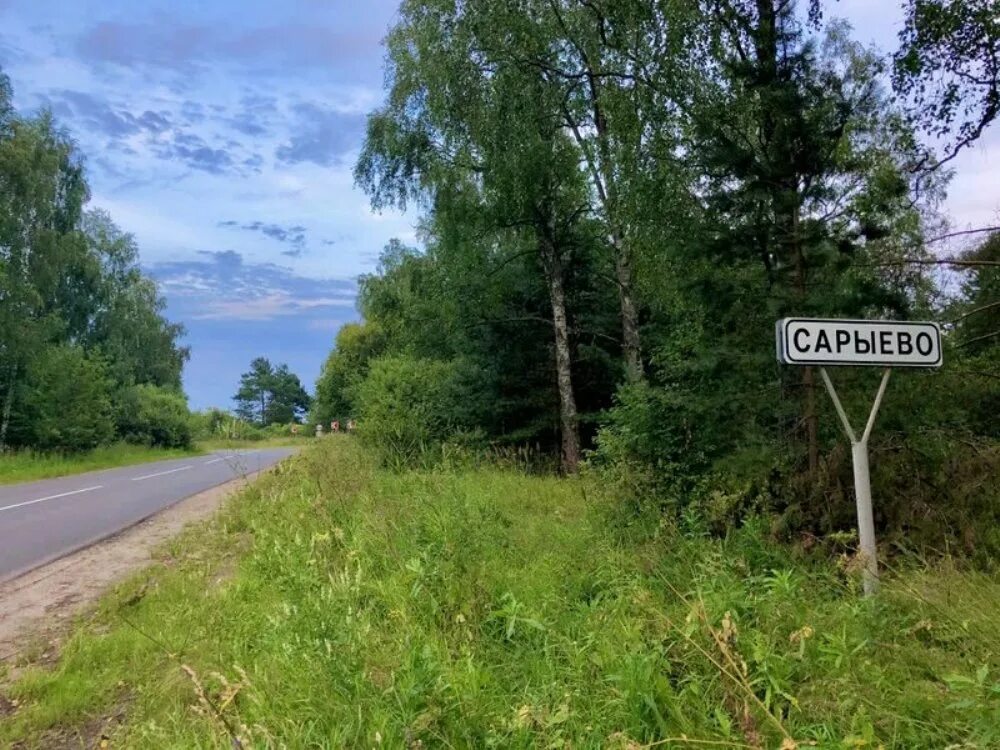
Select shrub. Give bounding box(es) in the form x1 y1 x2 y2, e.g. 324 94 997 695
189 408 228 440
354 355 469 467
592 379 743 510
264 421 309 438
116 384 193 448
312 322 386 425
25 345 115 451
597 363 1000 565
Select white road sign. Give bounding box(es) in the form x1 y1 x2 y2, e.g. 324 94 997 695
776 318 942 368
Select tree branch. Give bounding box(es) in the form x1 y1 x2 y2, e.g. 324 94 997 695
925 226 1000 244
957 329 1000 348
867 258 1000 268
952 300 1000 324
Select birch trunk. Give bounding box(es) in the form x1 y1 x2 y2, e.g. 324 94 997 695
0 366 17 451
539 231 581 474
563 57 644 382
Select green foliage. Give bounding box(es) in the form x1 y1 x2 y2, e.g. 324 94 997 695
20 345 114 452
355 1 634 471
115 384 193 449
0 443 200 485
222 419 265 441
233 357 311 426
578 5 998 555
322 0 1000 553
355 354 482 467
188 407 228 440
312 321 386 424
893 0 1000 157
0 69 189 454
953 238 1000 422
353 239 574 451
188 409 266 442
82 210 188 391
4 439 1000 747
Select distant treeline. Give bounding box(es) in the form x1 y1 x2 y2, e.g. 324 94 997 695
0 70 191 452
313 0 1000 558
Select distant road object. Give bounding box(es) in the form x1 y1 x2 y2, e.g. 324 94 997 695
0 448 293 582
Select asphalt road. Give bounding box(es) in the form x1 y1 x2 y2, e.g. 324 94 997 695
0 448 294 583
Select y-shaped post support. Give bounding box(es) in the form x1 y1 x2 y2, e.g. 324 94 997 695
819 367 892 596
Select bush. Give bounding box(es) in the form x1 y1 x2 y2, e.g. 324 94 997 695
189 410 270 442
189 408 228 440
594 342 1000 564
312 322 386 425
24 345 115 451
115 384 193 448
593 379 781 513
355 355 471 467
264 422 301 438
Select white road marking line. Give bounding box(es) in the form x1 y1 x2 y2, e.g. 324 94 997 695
0 485 103 513
206 454 242 465
131 465 194 482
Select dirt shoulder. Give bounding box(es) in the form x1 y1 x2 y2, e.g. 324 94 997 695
0 473 258 664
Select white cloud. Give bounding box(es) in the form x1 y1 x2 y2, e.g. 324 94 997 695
194 292 355 321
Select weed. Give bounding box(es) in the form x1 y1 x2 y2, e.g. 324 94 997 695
0 443 203 485
2 439 998 748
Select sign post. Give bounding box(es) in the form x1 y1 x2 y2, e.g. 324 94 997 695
776 318 942 596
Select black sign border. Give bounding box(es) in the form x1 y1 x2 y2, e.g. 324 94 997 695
777 318 943 368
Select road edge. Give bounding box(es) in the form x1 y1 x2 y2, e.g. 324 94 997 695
0 469 267 663
0 456 278 586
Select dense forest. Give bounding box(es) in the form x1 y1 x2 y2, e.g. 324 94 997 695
0 70 192 452
314 0 1000 555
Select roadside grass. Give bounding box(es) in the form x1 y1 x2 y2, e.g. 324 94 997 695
197 435 315 451
2 436 999 748
0 443 203 485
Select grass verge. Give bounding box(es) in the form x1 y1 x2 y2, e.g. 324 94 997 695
2 436 999 748
0 443 203 485
196 435 315 451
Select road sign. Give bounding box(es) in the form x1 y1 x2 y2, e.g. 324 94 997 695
776 318 942 368
775 317 944 596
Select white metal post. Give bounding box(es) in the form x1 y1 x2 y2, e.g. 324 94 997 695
850 441 878 595
818 367 892 596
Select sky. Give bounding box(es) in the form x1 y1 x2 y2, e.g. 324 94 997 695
0 0 997 409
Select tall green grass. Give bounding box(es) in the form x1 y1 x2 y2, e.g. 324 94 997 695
0 443 202 485
2 437 998 748
196 434 314 452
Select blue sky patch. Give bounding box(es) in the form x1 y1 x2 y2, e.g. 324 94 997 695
0 0 414 408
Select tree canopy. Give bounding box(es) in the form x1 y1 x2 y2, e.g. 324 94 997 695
314 0 999 553
234 357 311 426
0 67 191 451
